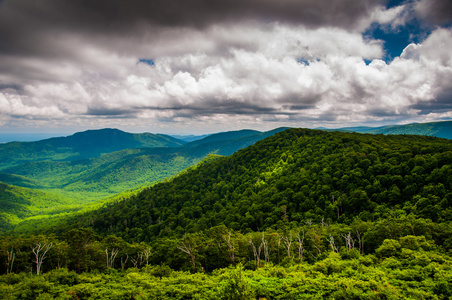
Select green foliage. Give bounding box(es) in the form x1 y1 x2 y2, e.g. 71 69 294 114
376 239 401 258
84 128 452 242
143 264 173 278
0 248 451 299
0 182 75 231
2 127 452 298
1 128 284 231
219 264 255 300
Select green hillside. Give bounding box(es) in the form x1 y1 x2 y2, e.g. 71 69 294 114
0 128 186 170
184 129 261 148
88 128 452 242
1 149 200 199
183 128 289 156
0 128 287 199
337 120 452 139
0 128 286 228
1 129 452 299
375 121 452 139
0 182 74 230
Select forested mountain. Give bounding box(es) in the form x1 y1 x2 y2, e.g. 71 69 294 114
0 128 287 199
335 120 452 139
182 127 289 157
0 128 287 228
2 128 452 299
87 128 452 242
1 148 201 199
0 128 185 170
183 129 260 148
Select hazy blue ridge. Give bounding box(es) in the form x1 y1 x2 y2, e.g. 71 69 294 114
0 133 64 143
183 129 261 148
0 128 186 170
170 134 211 142
329 121 452 139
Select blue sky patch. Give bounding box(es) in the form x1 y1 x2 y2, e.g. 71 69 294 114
138 58 155 66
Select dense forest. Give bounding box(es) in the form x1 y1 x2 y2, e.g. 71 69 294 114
88 129 452 238
1 128 452 299
0 128 286 230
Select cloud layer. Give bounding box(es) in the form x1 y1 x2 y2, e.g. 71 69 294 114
0 0 451 133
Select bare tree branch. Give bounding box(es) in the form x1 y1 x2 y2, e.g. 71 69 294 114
31 242 53 275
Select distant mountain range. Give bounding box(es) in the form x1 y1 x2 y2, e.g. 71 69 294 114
0 128 185 170
1 120 451 231
0 133 62 143
329 120 452 139
170 134 211 142
0 127 288 228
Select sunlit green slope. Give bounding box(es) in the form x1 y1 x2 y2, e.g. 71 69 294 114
85 128 452 242
0 128 288 200
0 181 74 230
0 128 287 230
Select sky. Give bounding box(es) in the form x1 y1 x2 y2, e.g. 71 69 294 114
0 0 452 135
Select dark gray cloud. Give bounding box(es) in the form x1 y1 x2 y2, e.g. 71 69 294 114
137 101 281 118
414 0 452 26
85 107 137 117
409 88 452 114
0 83 23 92
2 0 386 29
1 0 452 133
0 0 385 56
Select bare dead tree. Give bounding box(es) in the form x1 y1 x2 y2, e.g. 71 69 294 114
222 232 235 265
249 239 257 265
258 242 264 265
248 239 261 267
142 247 152 266
343 232 355 251
328 236 338 253
282 232 293 258
177 234 196 271
356 230 364 254
6 248 15 274
105 248 119 269
262 232 269 263
31 242 53 275
297 231 305 262
131 253 143 268
120 254 129 270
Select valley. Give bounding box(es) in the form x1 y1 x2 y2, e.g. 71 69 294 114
1 123 452 299
0 127 286 230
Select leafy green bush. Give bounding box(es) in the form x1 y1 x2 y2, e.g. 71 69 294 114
219 264 255 300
